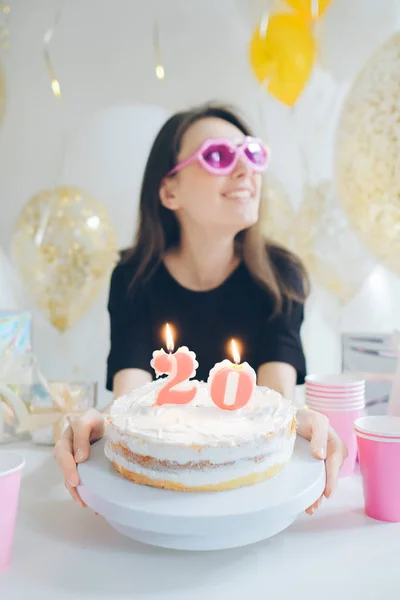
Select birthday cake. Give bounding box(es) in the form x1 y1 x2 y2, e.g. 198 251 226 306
104 344 297 492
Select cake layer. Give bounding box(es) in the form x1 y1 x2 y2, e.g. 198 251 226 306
104 434 295 489
109 461 287 492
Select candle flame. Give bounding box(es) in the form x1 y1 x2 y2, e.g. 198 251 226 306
231 339 240 364
165 323 174 353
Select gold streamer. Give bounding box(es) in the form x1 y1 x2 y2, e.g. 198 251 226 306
0 3 10 51
311 0 319 20
153 19 165 80
43 9 62 98
259 9 270 39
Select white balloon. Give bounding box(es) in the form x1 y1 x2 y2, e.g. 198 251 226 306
56 105 171 407
302 286 343 376
61 105 171 249
317 0 400 83
341 266 398 333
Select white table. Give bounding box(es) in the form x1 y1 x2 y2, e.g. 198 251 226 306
1 442 400 600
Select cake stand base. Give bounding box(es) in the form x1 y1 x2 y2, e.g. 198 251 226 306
78 437 325 551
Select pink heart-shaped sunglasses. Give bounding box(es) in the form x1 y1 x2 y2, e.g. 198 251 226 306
166 136 270 177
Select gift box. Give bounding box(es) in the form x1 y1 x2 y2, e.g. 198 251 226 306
27 381 98 445
0 311 32 443
0 353 34 444
342 332 398 415
0 349 98 445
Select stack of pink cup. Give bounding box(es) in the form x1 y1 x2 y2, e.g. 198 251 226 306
305 374 366 476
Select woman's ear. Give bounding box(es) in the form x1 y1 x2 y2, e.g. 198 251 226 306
159 178 180 211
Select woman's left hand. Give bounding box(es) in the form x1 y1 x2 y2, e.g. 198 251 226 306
296 407 349 515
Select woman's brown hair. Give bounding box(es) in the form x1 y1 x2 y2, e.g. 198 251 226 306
123 102 310 316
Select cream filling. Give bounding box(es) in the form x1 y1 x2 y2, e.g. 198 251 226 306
105 421 294 464
104 436 295 487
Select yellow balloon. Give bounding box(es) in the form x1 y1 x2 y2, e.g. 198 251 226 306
11 186 118 332
284 0 333 21
249 13 316 106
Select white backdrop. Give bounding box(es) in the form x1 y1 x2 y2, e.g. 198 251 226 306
1 0 400 408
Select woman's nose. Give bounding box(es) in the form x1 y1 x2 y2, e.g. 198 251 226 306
232 157 252 179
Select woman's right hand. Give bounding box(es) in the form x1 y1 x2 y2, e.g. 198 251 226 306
53 409 105 506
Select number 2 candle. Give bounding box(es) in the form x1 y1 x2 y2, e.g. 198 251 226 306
151 323 199 406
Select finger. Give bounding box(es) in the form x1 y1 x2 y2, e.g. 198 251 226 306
65 481 86 508
71 420 93 463
82 408 105 440
71 410 104 463
305 495 323 515
54 431 80 487
309 412 330 460
324 437 344 498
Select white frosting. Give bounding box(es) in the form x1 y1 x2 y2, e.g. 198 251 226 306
104 436 295 487
106 379 295 447
208 359 257 384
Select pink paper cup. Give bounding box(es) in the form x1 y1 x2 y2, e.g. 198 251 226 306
0 452 25 572
354 416 400 522
305 374 365 390
309 406 365 476
307 400 365 411
306 389 365 400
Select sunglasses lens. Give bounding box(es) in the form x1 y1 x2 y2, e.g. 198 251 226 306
244 140 267 167
203 144 236 169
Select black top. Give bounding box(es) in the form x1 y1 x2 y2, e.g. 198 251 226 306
106 255 307 391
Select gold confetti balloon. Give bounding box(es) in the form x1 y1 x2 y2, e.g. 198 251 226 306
259 177 296 250
335 33 400 277
259 178 375 303
0 61 5 127
293 181 376 303
11 186 118 332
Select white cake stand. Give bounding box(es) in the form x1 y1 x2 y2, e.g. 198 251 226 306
77 437 325 551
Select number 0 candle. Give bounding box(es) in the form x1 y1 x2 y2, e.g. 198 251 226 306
151 323 199 406
208 339 256 411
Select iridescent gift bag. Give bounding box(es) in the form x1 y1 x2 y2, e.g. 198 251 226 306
0 311 31 356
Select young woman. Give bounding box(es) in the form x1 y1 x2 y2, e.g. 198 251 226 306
54 103 347 513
